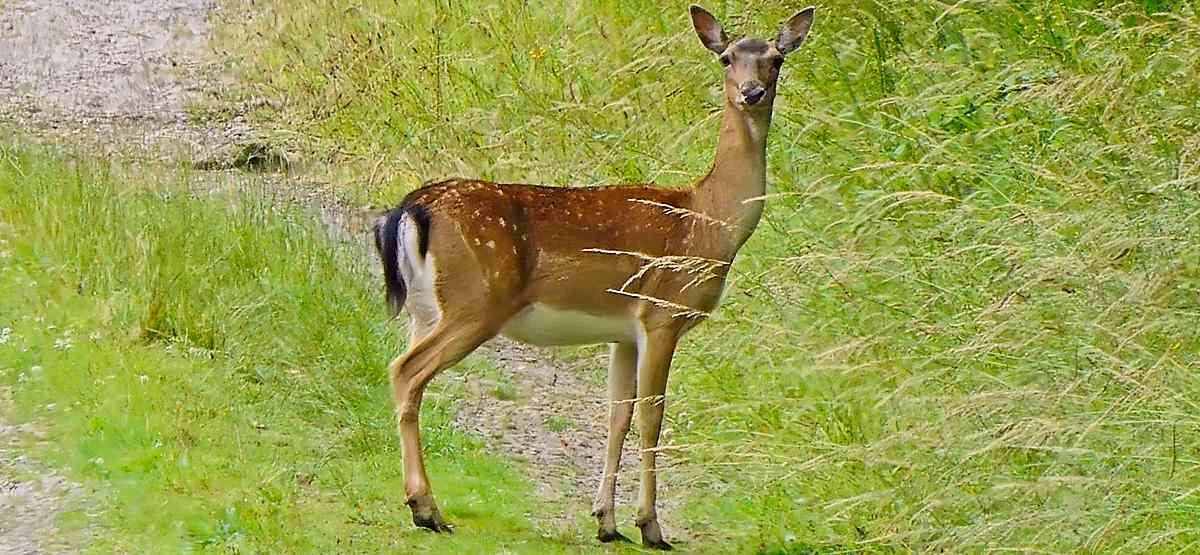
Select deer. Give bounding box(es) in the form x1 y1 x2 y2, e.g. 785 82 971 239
372 5 814 549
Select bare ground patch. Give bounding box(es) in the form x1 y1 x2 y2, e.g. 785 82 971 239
453 340 689 539
0 389 90 555
0 0 250 161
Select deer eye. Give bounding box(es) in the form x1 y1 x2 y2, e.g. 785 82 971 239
719 55 732 67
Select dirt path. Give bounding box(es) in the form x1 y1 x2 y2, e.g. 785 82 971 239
0 0 682 547
457 341 645 520
0 390 88 555
0 0 245 159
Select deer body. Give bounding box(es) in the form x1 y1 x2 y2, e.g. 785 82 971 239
373 6 814 549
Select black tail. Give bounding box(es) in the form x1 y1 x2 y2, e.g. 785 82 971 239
374 208 407 316
373 201 432 317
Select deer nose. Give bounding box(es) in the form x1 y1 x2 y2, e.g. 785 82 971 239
741 84 765 105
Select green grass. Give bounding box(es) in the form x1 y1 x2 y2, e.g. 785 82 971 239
546 416 573 433
0 147 630 553
5 0 1200 552
215 0 1200 551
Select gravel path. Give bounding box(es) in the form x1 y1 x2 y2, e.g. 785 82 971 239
0 0 245 159
0 400 87 555
456 341 644 519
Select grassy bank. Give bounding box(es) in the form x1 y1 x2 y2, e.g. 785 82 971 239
0 147 621 552
215 0 1200 551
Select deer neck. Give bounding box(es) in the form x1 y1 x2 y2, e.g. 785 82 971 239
693 99 772 251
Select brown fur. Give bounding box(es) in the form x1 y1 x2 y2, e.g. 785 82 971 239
402 179 725 322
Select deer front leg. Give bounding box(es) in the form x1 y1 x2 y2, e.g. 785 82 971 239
634 328 679 550
592 342 637 543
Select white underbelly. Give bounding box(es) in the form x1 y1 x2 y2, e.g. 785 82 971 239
500 304 635 346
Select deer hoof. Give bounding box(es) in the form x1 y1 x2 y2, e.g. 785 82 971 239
408 496 453 533
597 528 632 543
638 518 673 550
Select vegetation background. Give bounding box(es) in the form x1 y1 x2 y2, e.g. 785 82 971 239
2 0 1199 552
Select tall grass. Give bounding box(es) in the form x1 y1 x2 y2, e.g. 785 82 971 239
212 0 1200 551
0 148 617 552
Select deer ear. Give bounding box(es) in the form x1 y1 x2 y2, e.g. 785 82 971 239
689 5 728 55
777 6 815 55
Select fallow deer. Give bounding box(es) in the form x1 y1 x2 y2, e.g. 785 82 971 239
373 5 815 549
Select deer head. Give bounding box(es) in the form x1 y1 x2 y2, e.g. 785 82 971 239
690 5 816 112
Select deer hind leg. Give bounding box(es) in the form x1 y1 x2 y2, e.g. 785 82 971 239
592 342 637 543
388 318 496 532
634 328 679 550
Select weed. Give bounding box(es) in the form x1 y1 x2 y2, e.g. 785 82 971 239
6 0 1200 551
546 416 572 433
218 0 1200 550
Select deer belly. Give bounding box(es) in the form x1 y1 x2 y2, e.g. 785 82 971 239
500 304 635 346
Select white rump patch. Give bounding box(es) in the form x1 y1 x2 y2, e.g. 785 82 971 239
399 213 441 327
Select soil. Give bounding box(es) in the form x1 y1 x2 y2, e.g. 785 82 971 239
457 340 646 521
0 0 249 160
0 0 683 550
0 390 89 555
